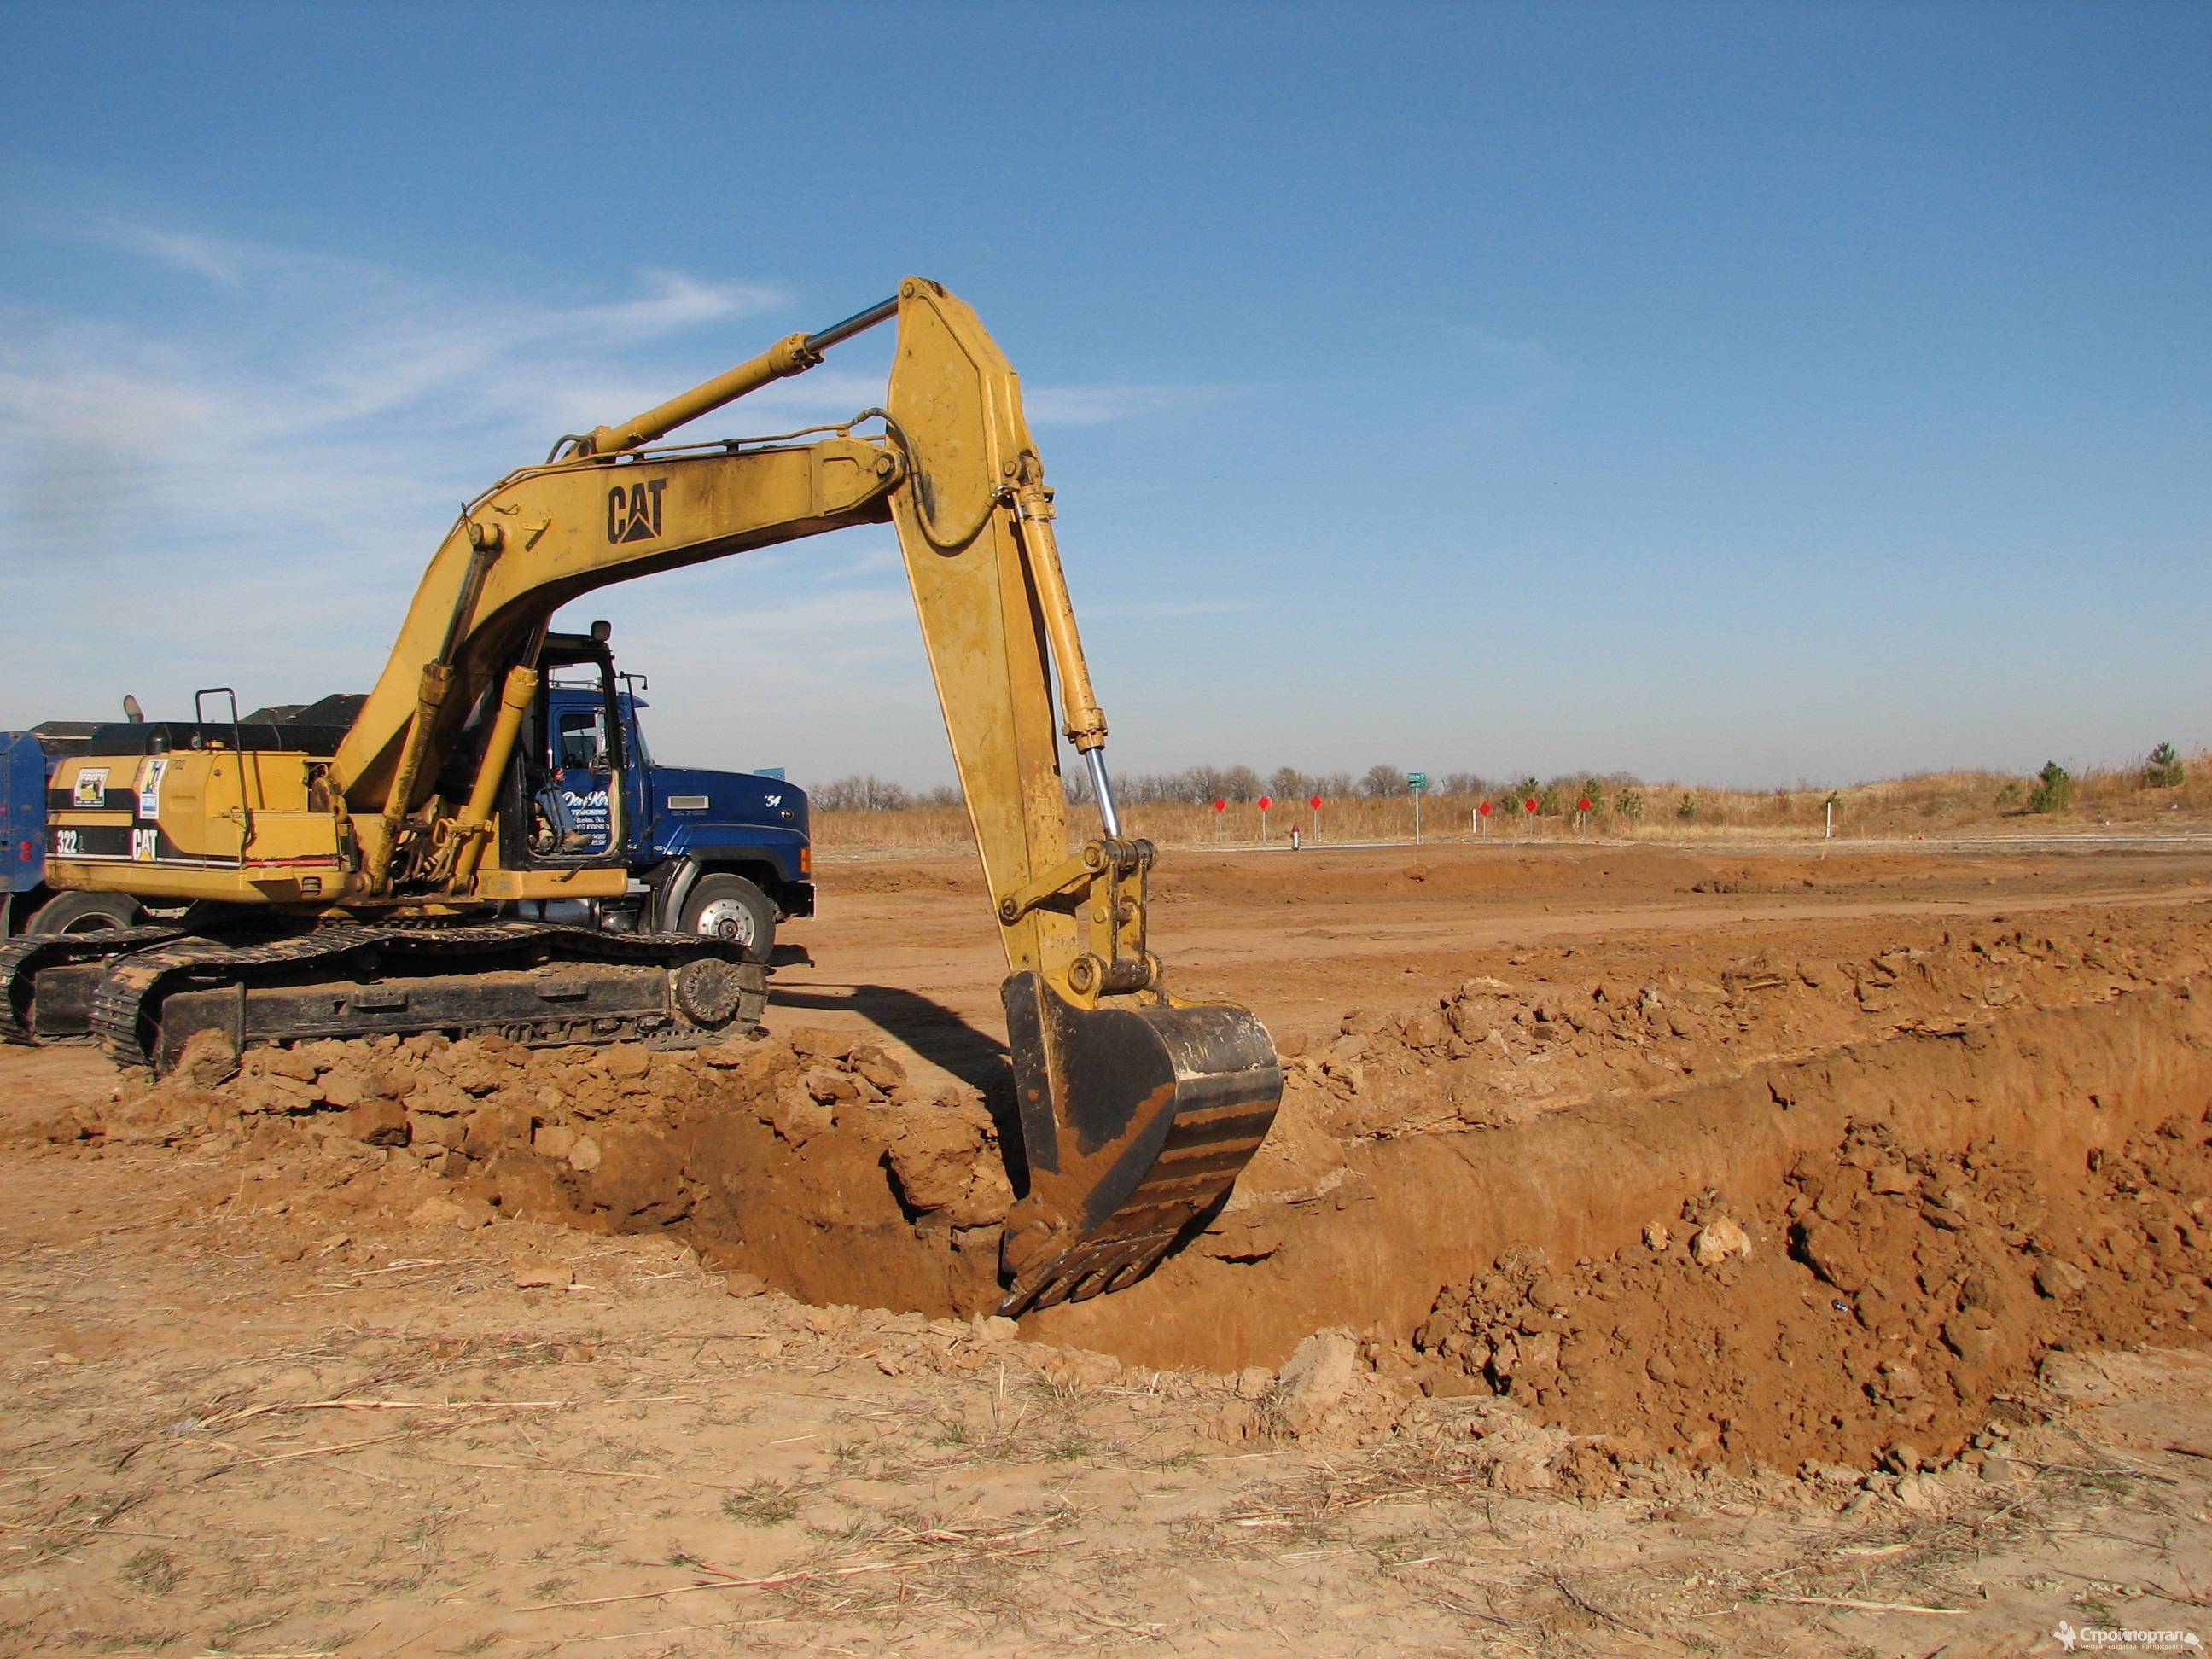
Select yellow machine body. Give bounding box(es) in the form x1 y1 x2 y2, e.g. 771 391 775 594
28 279 1282 1313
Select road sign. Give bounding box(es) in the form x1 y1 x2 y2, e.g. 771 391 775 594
1523 797 1538 813
1578 795 1592 813
1407 771 1428 790
1213 797 1225 812
1258 795 1273 811
1478 800 1493 816
1308 794 1323 811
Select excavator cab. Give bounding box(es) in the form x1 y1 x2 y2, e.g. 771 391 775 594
521 630 626 862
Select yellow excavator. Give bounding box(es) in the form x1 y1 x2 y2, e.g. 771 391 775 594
3 278 1282 1313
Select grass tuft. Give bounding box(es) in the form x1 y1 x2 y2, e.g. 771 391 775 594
119 1547 183 1597
720 1478 801 1525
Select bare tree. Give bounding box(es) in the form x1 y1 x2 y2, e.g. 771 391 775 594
1361 764 1406 799
1221 765 1262 803
807 774 908 812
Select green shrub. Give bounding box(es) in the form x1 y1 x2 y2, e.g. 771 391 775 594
1614 788 1644 822
2145 742 2184 789
1675 793 1698 822
2028 761 2073 814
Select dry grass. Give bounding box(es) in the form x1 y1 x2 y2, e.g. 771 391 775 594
811 747 2212 853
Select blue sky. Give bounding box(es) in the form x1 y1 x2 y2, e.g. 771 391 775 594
2 3 2205 789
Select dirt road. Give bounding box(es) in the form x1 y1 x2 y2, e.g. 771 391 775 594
3 840 2208 1655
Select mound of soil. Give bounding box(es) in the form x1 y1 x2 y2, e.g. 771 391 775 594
36 904 2212 1480
1409 1109 2209 1472
1274 913 2209 1145
38 1023 1013 1315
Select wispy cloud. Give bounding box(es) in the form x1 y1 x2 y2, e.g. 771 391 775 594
0 213 1240 765
1082 597 1260 620
0 217 807 724
1021 381 1223 427
1440 320 1575 410
84 217 253 283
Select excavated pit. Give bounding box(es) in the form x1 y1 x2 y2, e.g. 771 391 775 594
53 905 2212 1474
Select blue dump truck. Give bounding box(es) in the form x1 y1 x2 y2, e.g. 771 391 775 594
2 630 812 957
1 721 113 938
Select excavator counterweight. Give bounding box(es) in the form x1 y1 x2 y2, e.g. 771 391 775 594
16 277 1282 1314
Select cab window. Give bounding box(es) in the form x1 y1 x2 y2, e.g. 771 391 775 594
554 709 608 772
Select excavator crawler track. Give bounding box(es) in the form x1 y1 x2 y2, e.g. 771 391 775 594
76 920 765 1072
0 925 187 1046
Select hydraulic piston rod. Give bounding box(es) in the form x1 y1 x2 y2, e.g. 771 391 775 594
579 295 900 457
805 295 899 355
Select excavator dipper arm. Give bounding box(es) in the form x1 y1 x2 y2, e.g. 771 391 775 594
871 282 1282 1311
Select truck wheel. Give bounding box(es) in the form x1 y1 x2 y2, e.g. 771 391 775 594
28 892 146 935
679 874 776 963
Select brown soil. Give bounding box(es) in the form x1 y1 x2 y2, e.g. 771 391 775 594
3 839 2209 1654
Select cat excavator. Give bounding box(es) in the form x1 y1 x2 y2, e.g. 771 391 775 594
3 278 1282 1313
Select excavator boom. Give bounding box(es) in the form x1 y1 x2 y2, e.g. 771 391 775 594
23 277 1283 1314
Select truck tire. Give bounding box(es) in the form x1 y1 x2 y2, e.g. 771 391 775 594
28 891 146 935
679 874 776 963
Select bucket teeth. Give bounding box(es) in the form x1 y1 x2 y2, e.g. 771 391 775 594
998 970 1282 1315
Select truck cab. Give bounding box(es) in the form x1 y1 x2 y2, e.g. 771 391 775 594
526 631 812 961
3 724 154 938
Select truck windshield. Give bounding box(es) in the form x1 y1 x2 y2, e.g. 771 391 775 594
554 708 609 772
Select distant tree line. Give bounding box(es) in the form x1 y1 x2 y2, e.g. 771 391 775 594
810 742 2189 815
810 765 1646 812
807 774 962 812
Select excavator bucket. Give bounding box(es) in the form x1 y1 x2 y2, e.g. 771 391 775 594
997 971 1283 1315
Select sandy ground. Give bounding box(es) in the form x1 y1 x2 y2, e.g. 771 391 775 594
3 837 2209 1656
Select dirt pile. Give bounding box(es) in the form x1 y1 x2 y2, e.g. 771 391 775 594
1274 913 2209 1144
1406 1108 2209 1472
1041 954 2212 1453
29 903 2212 1480
36 1023 1014 1314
